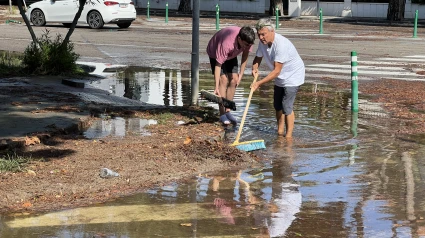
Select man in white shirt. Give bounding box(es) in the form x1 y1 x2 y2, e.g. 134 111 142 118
251 18 305 138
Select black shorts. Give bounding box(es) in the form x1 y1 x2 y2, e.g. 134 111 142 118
274 85 300 115
209 57 238 76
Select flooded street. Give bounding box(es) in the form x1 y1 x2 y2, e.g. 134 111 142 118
1 68 425 237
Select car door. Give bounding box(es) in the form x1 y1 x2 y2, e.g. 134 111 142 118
44 0 78 22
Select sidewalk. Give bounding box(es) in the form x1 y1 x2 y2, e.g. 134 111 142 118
136 8 425 27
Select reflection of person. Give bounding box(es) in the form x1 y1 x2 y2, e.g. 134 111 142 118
211 176 236 224
207 26 256 125
211 171 262 225
251 18 305 138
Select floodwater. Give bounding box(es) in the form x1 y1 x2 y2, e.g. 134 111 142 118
2 67 425 237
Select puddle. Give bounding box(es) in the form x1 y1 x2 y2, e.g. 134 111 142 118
84 117 157 139
2 67 424 237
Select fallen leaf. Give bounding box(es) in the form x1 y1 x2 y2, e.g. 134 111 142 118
180 223 192 227
27 170 36 176
25 136 40 146
184 137 192 145
22 202 32 208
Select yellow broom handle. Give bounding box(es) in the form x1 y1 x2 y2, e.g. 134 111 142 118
234 76 258 143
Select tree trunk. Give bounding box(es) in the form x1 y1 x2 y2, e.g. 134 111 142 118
16 0 38 44
178 0 191 13
269 0 284 16
387 0 405 21
64 0 88 45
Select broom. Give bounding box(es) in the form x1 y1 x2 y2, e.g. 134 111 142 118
200 90 236 111
230 76 266 152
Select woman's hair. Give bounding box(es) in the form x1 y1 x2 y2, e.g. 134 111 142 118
238 26 256 45
255 18 275 32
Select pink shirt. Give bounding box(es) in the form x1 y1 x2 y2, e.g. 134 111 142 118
206 26 253 64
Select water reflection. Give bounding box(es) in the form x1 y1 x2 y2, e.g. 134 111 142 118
87 67 190 107
84 117 157 139
2 165 301 237
2 67 425 237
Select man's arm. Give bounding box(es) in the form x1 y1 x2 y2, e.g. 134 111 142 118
237 50 250 86
252 56 262 77
214 62 222 97
251 61 283 91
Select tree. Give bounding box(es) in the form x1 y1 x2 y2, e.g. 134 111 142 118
387 0 405 21
178 0 191 13
16 0 38 44
269 0 284 16
16 0 99 74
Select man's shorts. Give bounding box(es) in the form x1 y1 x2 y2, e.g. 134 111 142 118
273 85 300 115
209 57 238 76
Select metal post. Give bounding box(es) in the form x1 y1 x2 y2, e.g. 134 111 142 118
191 0 200 105
165 2 168 23
147 0 150 19
413 10 418 38
351 51 359 112
319 8 323 34
275 6 279 29
215 4 220 30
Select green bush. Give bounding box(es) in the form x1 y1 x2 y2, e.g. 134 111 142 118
23 29 80 75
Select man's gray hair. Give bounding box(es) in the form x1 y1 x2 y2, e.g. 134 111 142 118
255 18 275 32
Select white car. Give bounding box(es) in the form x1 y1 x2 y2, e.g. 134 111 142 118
26 0 136 29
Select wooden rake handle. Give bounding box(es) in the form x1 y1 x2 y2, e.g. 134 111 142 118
234 75 258 143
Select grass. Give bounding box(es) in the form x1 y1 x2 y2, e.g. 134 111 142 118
0 51 26 77
0 153 32 173
155 112 175 124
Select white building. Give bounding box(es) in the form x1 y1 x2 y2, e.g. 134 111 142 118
135 0 425 19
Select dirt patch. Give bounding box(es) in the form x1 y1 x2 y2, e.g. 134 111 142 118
319 77 425 134
0 104 263 215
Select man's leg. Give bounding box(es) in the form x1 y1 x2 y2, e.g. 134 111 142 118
281 86 299 138
285 111 295 138
219 74 229 116
276 110 285 136
224 73 238 113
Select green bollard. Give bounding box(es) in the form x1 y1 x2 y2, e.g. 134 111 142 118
165 2 168 23
147 1 150 19
413 10 418 38
351 51 359 112
275 6 279 29
215 4 220 30
350 112 358 138
319 8 323 34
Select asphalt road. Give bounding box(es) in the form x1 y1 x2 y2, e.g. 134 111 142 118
0 16 424 80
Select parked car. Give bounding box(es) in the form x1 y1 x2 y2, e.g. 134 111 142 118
25 0 136 29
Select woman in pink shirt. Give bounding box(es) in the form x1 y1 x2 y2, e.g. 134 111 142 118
207 26 255 125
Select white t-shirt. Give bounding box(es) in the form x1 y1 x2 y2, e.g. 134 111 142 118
256 33 305 87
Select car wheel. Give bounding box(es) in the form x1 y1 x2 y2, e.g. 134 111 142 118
30 9 46 26
62 23 72 28
117 22 131 28
87 11 104 29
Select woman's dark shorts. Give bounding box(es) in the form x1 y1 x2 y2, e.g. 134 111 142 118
210 57 238 76
274 85 300 115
